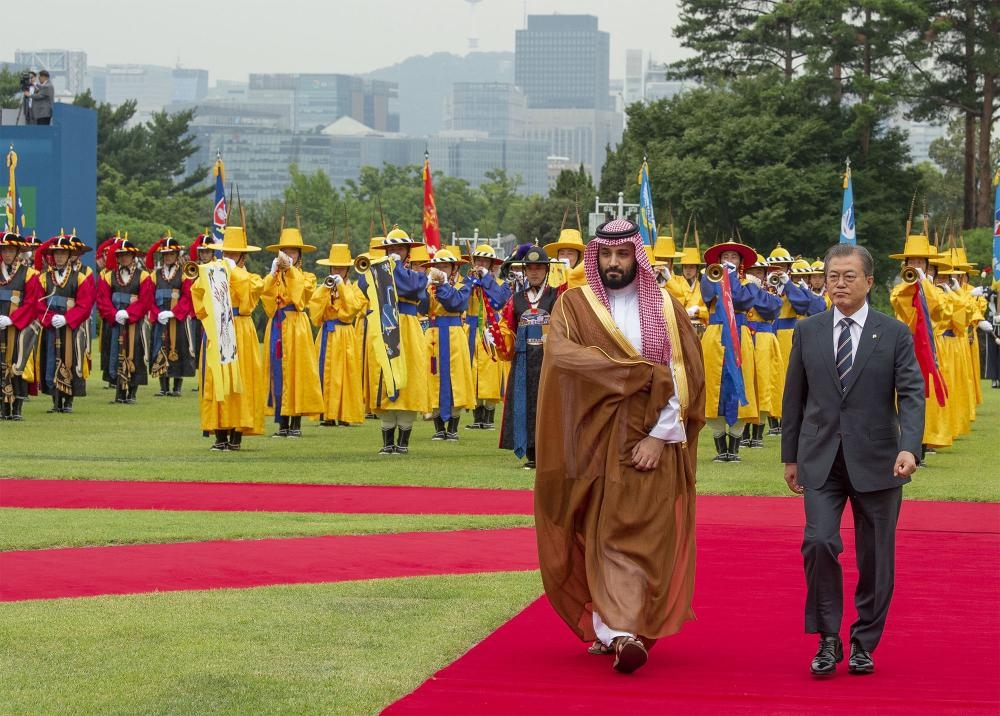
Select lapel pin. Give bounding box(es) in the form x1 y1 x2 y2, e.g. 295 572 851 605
872 334 877 339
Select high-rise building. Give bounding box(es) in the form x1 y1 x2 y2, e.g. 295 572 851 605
624 50 645 106
445 82 526 138
13 49 87 96
102 64 175 122
247 73 399 133
515 15 611 110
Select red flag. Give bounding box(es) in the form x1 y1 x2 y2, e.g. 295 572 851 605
422 153 441 255
911 285 947 406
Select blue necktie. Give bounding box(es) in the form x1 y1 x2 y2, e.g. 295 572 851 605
836 317 854 390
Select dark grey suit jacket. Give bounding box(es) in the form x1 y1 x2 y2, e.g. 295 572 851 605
31 82 54 120
781 308 924 492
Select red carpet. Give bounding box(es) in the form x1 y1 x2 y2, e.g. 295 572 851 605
0 479 534 515
0 528 538 602
3 478 996 535
386 507 999 715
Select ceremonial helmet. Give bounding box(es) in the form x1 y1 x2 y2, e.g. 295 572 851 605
704 239 756 268
0 230 23 247
469 244 503 266
381 225 424 248
266 227 316 253
316 244 353 267
766 244 795 265
652 234 684 263
519 246 552 266
114 239 141 255
220 226 261 253
407 244 431 265
427 248 467 266
368 236 386 257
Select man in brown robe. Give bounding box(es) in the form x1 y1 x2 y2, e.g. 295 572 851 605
535 218 706 674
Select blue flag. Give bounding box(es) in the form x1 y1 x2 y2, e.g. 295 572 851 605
839 161 856 245
212 155 227 243
992 167 999 285
637 160 657 246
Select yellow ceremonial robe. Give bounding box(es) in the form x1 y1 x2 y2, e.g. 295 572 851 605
309 280 367 424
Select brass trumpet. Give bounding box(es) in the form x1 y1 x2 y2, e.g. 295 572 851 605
182 261 200 280
323 274 341 289
705 263 726 282
354 255 371 273
900 266 920 284
767 272 785 288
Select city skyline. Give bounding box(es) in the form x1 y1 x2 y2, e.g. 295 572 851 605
19 0 689 84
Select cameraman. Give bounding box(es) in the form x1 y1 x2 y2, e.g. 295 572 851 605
20 71 36 124
28 70 53 125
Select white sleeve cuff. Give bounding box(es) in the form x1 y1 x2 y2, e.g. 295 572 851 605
649 377 686 443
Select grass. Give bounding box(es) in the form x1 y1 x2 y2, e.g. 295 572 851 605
6 372 999 500
0 509 534 551
0 571 543 716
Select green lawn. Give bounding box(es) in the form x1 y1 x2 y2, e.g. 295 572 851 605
6 372 998 500
0 509 534 551
0 571 543 716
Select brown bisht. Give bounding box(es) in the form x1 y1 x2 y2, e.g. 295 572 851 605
534 285 706 642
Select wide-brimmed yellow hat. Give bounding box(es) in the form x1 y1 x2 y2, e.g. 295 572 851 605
380 225 424 248
316 243 353 267
221 226 261 253
408 244 431 264
952 246 974 270
889 234 936 260
266 227 316 253
368 237 386 257
644 246 656 265
766 244 795 265
428 248 467 266
653 235 684 262
678 246 704 266
468 244 503 265
544 228 585 258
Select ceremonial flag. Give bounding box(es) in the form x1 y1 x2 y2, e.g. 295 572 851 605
636 159 657 246
422 151 441 255
212 153 227 243
839 159 856 245
5 146 21 233
992 166 999 286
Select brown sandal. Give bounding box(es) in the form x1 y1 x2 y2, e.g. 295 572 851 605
587 640 614 655
612 636 648 674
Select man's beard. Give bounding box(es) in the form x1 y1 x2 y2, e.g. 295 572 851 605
599 263 637 290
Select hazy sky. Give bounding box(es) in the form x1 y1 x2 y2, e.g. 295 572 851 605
29 0 688 82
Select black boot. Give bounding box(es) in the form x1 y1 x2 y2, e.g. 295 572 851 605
62 396 73 414
155 376 169 396
0 400 10 420
229 430 243 451
171 378 183 396
11 398 23 421
740 423 751 448
431 416 446 440
47 394 62 413
379 427 395 454
712 434 729 462
919 444 927 467
465 405 483 429
523 446 536 470
483 407 496 430
126 386 137 404
751 423 765 448
288 415 302 437
112 387 126 404
272 416 290 438
727 433 742 462
396 427 412 454
211 430 229 451
445 416 460 441
767 416 781 436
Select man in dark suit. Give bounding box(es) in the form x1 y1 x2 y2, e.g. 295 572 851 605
782 243 924 677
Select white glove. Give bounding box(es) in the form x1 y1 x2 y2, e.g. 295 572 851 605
270 257 280 275
777 272 791 285
474 266 488 279
722 261 737 272
745 274 762 287
971 286 985 297
0 315 12 329
915 267 927 281
224 257 237 269
157 310 174 325
331 274 344 287
686 305 699 317
949 277 961 290
51 314 67 329
115 309 129 325
798 279 809 291
939 283 952 293
428 268 448 285
979 320 993 332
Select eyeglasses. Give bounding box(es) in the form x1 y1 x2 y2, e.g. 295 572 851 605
826 272 861 284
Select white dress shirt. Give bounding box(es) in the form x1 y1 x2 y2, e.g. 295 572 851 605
832 301 868 365
606 284 686 443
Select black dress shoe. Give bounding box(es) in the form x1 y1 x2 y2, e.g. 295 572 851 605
810 635 843 676
848 639 874 674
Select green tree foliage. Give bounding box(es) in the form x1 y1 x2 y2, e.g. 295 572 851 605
1 68 25 110
600 73 920 298
72 90 210 246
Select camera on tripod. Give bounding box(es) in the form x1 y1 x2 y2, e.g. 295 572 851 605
19 71 33 92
